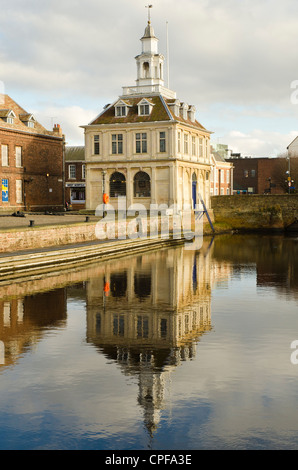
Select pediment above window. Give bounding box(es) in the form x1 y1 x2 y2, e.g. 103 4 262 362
137 98 154 116
114 100 132 117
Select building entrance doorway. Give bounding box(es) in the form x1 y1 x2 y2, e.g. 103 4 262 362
192 173 197 209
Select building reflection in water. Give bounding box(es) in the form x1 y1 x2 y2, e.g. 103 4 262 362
211 234 298 300
0 239 214 438
1 234 298 444
0 262 93 370
0 289 67 368
86 241 213 437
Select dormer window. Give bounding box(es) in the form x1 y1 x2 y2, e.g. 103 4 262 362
168 100 181 118
140 104 150 115
188 105 196 123
0 109 16 124
114 100 131 118
180 103 188 120
116 105 127 117
19 113 36 128
137 98 154 116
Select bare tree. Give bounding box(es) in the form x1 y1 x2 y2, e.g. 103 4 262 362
272 157 298 193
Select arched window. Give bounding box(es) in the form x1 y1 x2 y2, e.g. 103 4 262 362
109 172 126 197
134 171 151 198
110 272 127 298
143 62 150 78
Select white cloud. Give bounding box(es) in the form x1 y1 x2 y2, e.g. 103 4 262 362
34 106 97 145
215 129 298 157
1 0 298 151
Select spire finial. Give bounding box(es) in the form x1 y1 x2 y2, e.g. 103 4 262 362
146 4 153 23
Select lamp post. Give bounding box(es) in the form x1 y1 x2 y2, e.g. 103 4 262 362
46 173 50 213
102 170 106 216
286 156 291 194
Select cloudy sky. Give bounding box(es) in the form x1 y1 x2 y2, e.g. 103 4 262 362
1 0 298 157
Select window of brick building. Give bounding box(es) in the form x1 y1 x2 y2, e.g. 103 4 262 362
1 145 8 166
69 164 76 179
16 180 23 203
82 164 86 179
221 170 225 183
6 115 14 124
15 146 22 167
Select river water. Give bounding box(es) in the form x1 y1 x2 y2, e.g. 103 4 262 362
0 233 298 450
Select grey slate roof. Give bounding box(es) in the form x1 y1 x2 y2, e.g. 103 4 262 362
65 146 85 161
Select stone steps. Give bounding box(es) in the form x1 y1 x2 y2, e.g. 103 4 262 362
0 236 185 283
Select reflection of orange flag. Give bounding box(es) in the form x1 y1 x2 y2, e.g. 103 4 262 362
104 282 110 296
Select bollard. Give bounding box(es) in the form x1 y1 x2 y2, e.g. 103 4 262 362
85 216 90 222
29 220 35 227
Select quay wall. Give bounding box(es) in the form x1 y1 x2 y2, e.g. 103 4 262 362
211 194 298 231
1 194 298 254
0 213 213 253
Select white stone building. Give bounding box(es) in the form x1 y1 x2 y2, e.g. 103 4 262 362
287 136 298 158
82 19 213 212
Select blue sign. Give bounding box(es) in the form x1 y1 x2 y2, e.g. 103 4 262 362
2 179 8 202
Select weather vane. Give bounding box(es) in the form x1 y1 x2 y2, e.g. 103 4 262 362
146 4 153 23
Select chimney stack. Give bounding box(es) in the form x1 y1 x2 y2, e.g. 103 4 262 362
53 123 63 137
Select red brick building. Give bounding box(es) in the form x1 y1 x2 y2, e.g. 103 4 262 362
65 146 86 210
226 157 295 194
0 95 65 212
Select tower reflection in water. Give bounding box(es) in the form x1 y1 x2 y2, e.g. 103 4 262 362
86 241 213 436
